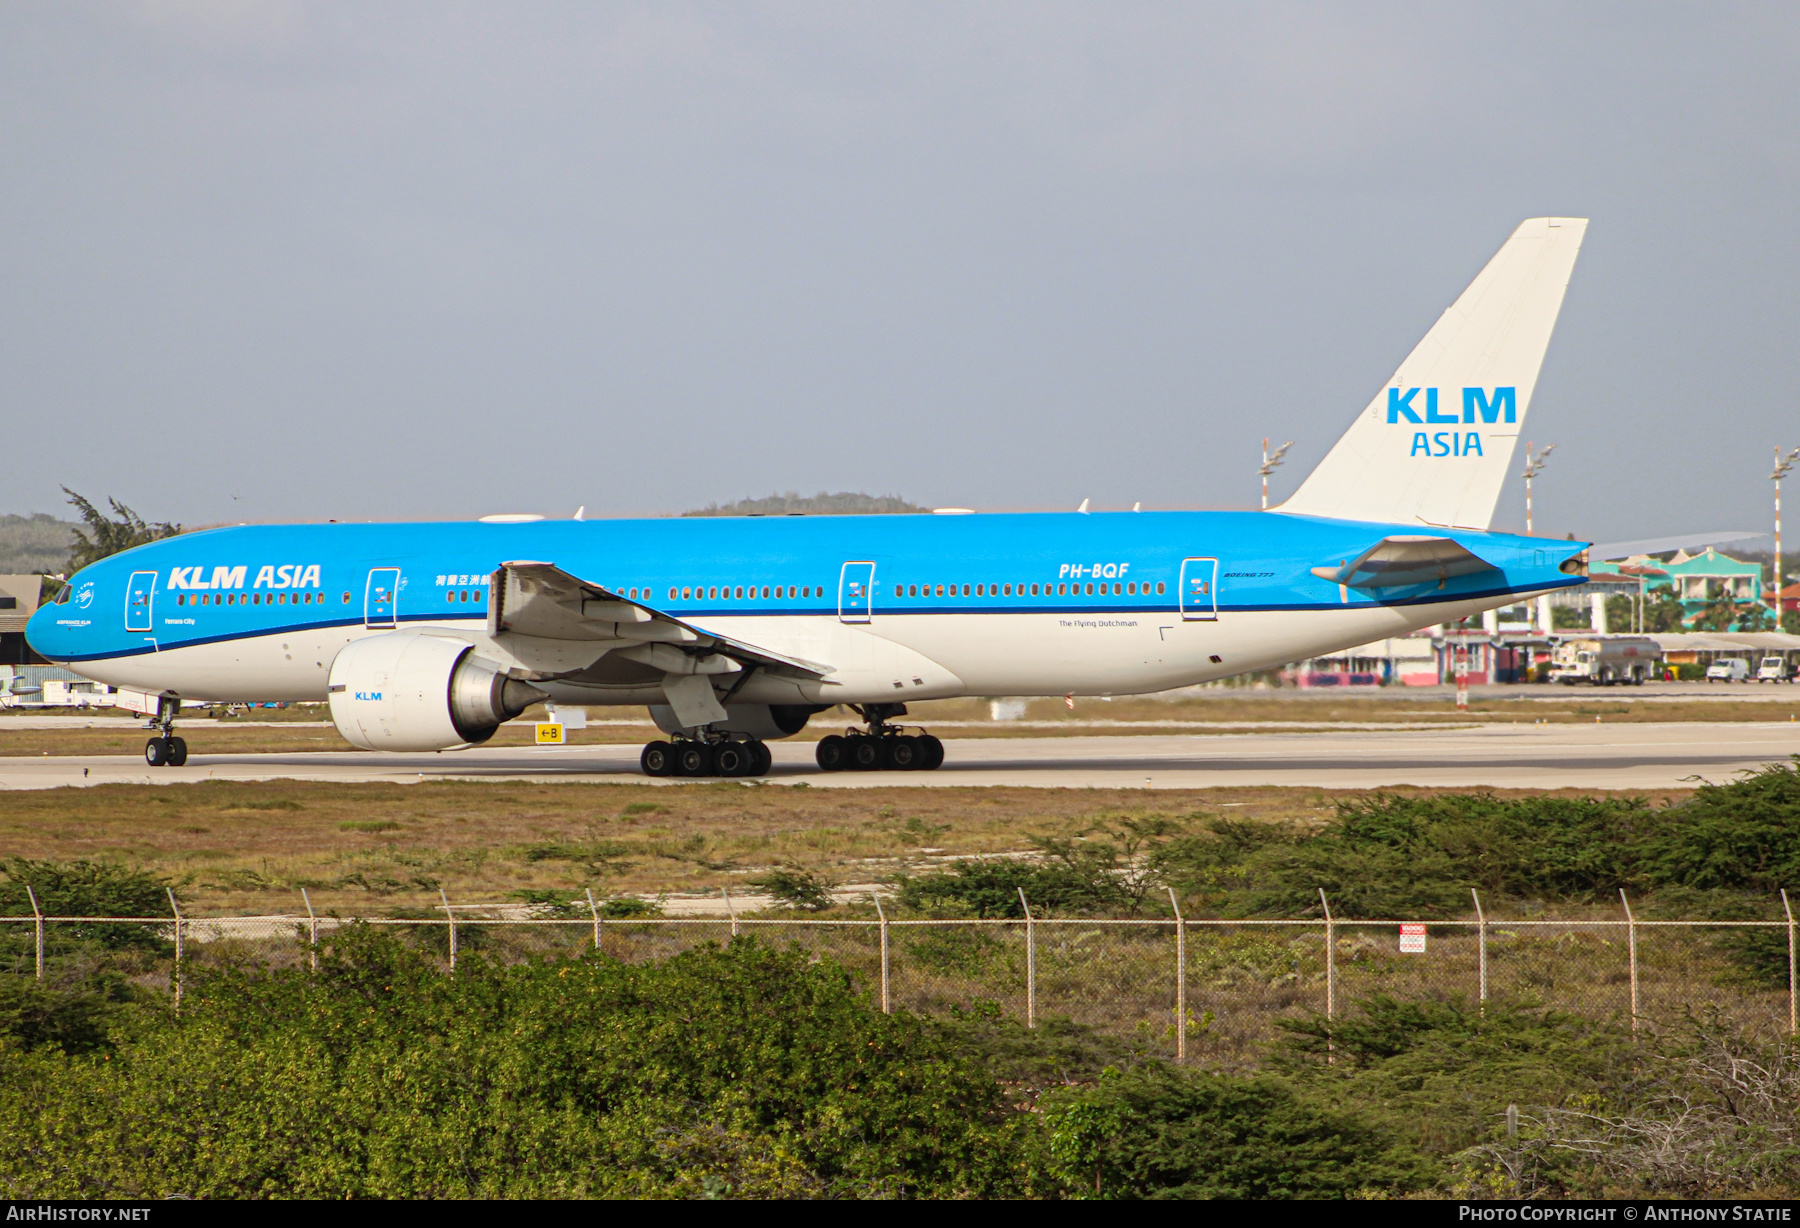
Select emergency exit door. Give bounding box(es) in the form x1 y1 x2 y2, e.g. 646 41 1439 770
125 571 156 633
365 568 400 628
1179 557 1218 621
838 561 875 624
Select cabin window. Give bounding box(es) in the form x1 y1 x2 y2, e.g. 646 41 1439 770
1085 583 1094 595
975 584 984 596
343 592 351 603
1000 584 1009 596
1156 582 1166 595
176 595 185 606
1031 583 1040 595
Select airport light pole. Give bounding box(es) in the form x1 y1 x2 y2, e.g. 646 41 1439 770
1521 442 1555 535
1774 447 1800 616
1259 439 1292 510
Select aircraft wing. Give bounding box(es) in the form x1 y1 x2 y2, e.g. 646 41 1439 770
490 561 834 678
1310 536 1501 590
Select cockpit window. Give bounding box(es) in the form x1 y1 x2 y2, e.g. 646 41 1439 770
53 583 71 605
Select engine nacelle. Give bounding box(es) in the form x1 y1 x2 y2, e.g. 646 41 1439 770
328 633 546 751
650 702 828 741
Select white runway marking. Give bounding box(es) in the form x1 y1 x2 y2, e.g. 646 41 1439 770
0 721 1792 790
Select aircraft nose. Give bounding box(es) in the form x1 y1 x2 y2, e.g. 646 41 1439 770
26 584 78 662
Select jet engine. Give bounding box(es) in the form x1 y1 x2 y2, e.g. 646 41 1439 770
649 702 829 741
327 633 547 751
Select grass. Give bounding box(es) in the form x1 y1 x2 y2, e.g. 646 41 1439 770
0 779 1695 917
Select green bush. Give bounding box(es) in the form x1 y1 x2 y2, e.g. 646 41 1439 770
1041 1065 1427 1198
1156 762 1800 920
1270 995 1635 1156
0 928 1031 1199
0 859 173 950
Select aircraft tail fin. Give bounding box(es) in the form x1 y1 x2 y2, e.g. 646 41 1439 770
1279 217 1587 529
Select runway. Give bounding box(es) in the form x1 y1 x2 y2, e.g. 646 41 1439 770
1 721 1793 791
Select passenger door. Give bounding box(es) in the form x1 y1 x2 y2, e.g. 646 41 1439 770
1179 557 1218 621
125 571 156 633
365 568 401 628
838 561 876 624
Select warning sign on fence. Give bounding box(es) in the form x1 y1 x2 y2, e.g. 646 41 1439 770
1399 923 1427 954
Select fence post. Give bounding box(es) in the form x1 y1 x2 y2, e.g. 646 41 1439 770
301 887 319 972
1619 888 1638 1035
1318 888 1335 1021
1778 885 1792 1029
871 892 891 1015
724 887 738 939
25 885 43 980
1168 886 1187 1062
440 888 457 973
166 887 184 1013
1018 888 1036 1029
586 888 603 954
1472 888 1488 1013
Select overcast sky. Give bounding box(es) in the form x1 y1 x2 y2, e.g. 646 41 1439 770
3 2 1797 541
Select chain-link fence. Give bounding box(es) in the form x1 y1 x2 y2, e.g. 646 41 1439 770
5 890 1796 1066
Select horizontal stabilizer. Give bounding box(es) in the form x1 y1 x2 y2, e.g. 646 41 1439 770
1311 536 1500 589
1587 531 1763 562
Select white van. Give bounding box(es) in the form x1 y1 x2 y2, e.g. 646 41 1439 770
1757 656 1793 683
1707 658 1751 683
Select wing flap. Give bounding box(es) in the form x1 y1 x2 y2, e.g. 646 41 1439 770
1311 535 1500 590
492 561 834 677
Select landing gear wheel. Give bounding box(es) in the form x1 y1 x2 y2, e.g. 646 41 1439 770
676 742 715 777
144 737 169 767
640 740 677 777
815 735 848 772
166 737 188 767
748 740 772 776
919 735 945 771
888 735 921 771
714 742 754 778
850 736 885 771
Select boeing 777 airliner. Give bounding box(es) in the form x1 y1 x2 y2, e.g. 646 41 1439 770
28 218 1592 777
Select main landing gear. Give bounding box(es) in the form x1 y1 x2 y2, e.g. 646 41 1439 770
143 701 188 768
813 704 944 773
639 736 773 779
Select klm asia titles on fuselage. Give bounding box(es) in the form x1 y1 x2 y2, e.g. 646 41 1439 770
28 217 1593 778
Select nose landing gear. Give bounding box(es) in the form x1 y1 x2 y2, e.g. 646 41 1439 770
814 704 943 773
143 699 188 767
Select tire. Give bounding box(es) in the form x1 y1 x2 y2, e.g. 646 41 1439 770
888 735 921 770
676 743 715 777
748 740 772 776
713 742 753 777
640 741 676 777
851 737 884 771
815 735 848 772
166 737 188 767
919 734 945 770
144 737 168 767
